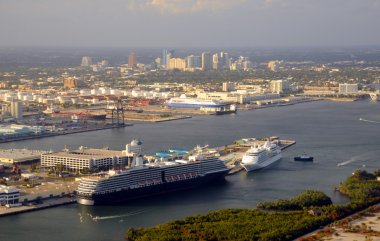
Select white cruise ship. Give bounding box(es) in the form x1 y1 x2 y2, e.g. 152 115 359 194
240 141 282 172
167 95 225 108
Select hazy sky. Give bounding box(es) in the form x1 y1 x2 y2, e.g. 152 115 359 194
0 0 379 47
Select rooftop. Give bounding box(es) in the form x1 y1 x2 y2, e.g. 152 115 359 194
42 148 126 160
0 185 19 194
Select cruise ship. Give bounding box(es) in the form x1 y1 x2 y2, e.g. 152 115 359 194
167 95 226 108
240 141 282 172
76 152 230 205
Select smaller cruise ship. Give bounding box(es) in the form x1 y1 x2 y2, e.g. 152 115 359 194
240 141 282 172
167 95 226 109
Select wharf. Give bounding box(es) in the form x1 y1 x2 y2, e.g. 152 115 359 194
124 114 192 123
0 124 132 144
223 138 296 175
0 196 76 218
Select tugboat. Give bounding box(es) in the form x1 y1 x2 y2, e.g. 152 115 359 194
294 153 314 162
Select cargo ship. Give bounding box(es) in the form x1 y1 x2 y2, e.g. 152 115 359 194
76 151 230 205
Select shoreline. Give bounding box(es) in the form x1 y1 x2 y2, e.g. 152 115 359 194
0 196 76 218
0 124 131 144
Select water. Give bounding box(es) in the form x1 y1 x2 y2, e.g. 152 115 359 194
1 101 380 241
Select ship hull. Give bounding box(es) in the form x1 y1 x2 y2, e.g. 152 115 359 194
77 170 229 205
294 157 314 162
168 103 225 108
241 154 282 172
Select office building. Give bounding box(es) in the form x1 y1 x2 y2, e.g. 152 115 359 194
167 58 187 70
128 52 137 68
162 49 174 67
220 52 230 69
201 52 212 71
81 56 92 67
212 53 219 70
187 55 201 69
222 82 236 92
10 99 23 119
270 80 290 94
339 83 358 95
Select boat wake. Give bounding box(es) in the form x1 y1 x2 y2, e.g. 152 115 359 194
359 118 380 124
336 151 380 167
337 159 357 167
92 209 148 221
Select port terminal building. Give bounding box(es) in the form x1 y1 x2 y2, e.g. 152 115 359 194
0 149 48 164
0 185 20 205
41 140 143 172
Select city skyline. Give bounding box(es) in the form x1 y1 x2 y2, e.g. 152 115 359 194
0 0 379 48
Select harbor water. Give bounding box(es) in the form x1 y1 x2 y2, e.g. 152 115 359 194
1 100 380 241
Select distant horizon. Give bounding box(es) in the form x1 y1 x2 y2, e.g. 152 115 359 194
1 1 379 48
1 45 380 50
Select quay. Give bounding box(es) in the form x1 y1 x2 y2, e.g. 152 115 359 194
0 196 76 218
0 124 132 144
220 137 296 175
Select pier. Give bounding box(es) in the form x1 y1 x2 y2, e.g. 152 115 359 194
0 196 76 218
221 138 296 175
0 123 132 144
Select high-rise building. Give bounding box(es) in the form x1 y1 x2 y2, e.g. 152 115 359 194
201 52 212 71
222 82 235 92
220 52 230 69
187 55 201 69
10 99 23 119
270 80 290 94
212 53 219 70
162 49 174 67
167 58 187 70
81 56 92 67
128 52 137 68
339 83 358 95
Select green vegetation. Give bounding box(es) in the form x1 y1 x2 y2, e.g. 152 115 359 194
339 169 380 203
257 190 332 211
125 170 380 241
126 209 330 241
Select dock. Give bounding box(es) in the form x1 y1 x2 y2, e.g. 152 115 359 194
0 124 132 144
0 196 76 218
222 138 296 175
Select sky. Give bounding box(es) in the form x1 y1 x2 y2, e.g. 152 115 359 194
0 0 379 48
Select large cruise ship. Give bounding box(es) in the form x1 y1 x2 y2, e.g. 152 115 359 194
76 152 230 205
167 95 226 108
240 141 282 172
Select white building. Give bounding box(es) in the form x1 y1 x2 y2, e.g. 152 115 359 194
10 99 23 119
222 82 236 92
201 52 212 70
0 185 20 205
81 56 92 67
339 83 358 95
270 80 290 94
41 147 130 172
